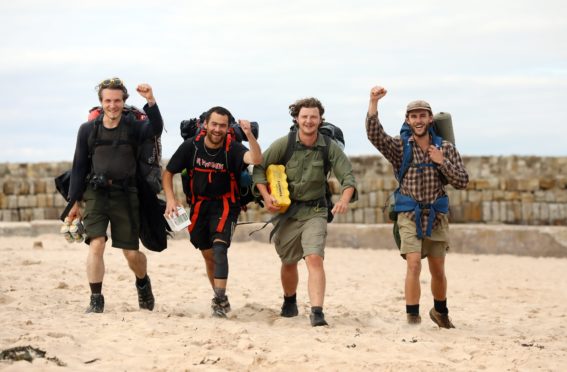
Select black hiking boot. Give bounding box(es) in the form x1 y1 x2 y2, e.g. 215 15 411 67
136 277 155 311
310 309 328 327
280 301 299 317
211 297 228 318
85 294 104 313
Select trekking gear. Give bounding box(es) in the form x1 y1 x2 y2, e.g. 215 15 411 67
88 105 163 194
250 122 346 242
136 276 155 311
282 122 345 223
429 307 455 329
211 297 229 318
280 300 299 318
184 127 241 234
309 308 328 327
389 112 455 251
85 294 104 313
407 313 422 324
180 113 259 143
266 164 291 213
211 296 231 314
178 114 261 212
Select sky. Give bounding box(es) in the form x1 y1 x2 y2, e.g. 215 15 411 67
0 0 566 163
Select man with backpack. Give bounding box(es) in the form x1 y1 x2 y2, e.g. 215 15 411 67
365 85 469 328
252 97 357 327
162 106 262 318
65 78 164 313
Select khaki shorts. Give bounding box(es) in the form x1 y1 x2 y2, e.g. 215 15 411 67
83 185 140 250
397 213 449 258
273 217 327 264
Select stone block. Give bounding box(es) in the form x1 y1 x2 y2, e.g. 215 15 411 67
482 201 491 222
555 190 567 203
45 179 57 194
7 195 17 209
0 193 5 209
504 191 521 201
475 178 499 190
467 191 482 203
521 192 534 203
34 179 47 194
491 202 500 222
354 208 364 224
363 208 376 224
328 178 340 194
19 208 33 221
32 208 45 220
464 202 482 222
368 192 377 208
493 190 505 201
3 180 16 195
17 195 29 208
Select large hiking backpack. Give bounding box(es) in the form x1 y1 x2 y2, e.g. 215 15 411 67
178 114 260 210
389 112 454 251
88 105 163 194
55 105 163 205
281 122 345 223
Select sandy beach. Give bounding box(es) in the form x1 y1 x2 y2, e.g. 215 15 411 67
1 232 566 371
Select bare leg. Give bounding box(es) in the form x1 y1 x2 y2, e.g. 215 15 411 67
428 256 447 301
404 252 422 305
281 262 299 296
123 249 148 278
305 254 325 307
87 237 106 283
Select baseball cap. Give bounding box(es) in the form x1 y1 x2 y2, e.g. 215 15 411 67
406 100 432 115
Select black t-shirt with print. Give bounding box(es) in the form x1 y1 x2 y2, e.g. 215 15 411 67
166 136 248 199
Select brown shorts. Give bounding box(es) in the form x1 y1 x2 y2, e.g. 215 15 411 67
397 213 449 258
273 217 327 264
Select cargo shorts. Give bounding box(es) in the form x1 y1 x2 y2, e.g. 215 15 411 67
273 217 327 264
397 212 449 258
82 185 140 249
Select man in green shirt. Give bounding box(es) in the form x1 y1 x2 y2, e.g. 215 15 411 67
253 97 357 327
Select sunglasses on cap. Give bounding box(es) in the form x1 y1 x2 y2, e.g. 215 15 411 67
99 77 124 88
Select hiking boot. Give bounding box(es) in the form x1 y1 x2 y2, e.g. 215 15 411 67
429 308 455 329
211 296 231 314
280 301 299 318
407 313 422 324
136 277 155 311
310 310 328 327
85 294 104 313
211 297 228 318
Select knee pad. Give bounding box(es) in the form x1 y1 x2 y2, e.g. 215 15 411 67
212 242 229 279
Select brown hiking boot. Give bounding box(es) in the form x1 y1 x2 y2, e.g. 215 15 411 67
407 313 421 324
429 308 455 329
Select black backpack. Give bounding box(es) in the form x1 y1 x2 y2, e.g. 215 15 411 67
179 114 260 209
281 122 345 223
88 105 163 194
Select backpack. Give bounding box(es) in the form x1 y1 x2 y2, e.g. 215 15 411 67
88 105 163 194
389 113 454 251
178 115 260 210
55 105 163 211
281 122 345 223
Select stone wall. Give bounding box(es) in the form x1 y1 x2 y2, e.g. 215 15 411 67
1 156 566 225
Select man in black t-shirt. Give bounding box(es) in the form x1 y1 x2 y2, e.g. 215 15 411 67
65 78 164 314
162 106 262 318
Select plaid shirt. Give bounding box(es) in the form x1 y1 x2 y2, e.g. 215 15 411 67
366 113 469 230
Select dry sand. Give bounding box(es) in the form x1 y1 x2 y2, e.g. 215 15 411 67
1 233 566 371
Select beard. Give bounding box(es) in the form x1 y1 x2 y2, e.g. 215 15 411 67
206 131 225 147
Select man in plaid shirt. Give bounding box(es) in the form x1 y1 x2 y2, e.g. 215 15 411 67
366 86 469 328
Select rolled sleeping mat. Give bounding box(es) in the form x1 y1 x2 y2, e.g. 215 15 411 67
433 112 455 145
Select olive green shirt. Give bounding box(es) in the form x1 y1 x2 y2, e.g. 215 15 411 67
253 132 358 221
